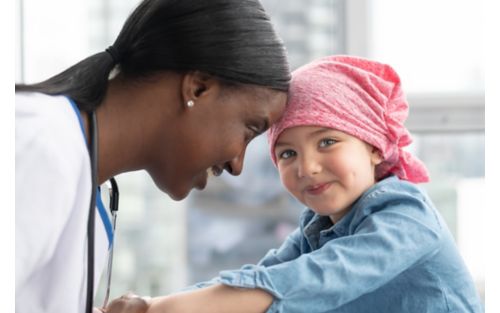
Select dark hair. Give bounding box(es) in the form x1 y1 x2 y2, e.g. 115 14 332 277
15 0 291 111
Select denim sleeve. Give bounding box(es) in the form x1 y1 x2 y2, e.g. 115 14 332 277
257 228 303 267
217 199 442 313
180 228 302 292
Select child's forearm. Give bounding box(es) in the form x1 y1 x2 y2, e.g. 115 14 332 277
147 284 273 313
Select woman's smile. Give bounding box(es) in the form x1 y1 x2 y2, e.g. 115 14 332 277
194 165 224 191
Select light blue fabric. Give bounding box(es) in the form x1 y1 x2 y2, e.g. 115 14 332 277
191 176 483 312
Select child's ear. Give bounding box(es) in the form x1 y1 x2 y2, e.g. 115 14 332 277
371 147 384 165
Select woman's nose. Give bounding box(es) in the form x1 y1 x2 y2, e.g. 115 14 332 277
224 149 246 176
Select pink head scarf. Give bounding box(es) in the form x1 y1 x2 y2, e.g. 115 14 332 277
268 55 429 183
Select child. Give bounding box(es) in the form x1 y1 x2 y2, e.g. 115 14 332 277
107 56 483 313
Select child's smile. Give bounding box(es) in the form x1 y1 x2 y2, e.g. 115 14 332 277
304 181 332 196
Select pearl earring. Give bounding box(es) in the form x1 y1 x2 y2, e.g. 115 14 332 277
186 100 195 108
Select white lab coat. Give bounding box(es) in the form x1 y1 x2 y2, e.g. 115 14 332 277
16 92 110 313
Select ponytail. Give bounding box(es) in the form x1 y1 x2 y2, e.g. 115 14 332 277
15 50 118 111
16 0 291 111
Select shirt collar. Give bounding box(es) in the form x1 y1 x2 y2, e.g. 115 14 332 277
300 176 400 240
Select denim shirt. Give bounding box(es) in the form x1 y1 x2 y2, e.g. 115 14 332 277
192 176 483 313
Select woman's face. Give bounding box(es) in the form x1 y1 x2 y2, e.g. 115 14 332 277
149 84 287 200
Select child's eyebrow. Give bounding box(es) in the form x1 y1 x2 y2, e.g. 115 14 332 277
275 127 335 147
309 127 334 137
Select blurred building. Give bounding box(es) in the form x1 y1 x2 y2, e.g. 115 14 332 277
261 0 346 69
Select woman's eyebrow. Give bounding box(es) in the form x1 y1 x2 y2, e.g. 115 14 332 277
260 118 270 133
274 141 290 148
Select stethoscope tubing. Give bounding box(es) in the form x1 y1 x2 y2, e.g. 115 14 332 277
84 109 120 313
85 110 98 313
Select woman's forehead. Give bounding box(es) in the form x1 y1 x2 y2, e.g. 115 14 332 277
240 88 286 119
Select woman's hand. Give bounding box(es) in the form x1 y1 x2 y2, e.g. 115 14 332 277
98 292 152 313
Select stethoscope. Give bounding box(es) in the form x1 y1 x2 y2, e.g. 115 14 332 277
85 111 119 313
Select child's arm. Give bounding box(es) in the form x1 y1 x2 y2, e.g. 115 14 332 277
195 197 443 312
147 284 273 313
257 228 302 267
103 228 302 313
178 227 304 294
103 286 273 313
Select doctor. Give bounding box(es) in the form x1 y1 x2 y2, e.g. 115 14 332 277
15 0 290 313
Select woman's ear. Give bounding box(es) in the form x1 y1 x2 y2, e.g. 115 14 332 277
180 71 219 107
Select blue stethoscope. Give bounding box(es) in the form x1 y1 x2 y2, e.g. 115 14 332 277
86 110 119 313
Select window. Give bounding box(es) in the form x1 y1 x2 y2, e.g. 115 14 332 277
347 0 485 301
16 0 485 304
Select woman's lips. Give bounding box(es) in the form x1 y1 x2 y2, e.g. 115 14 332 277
194 165 223 191
194 170 208 190
305 182 332 195
211 165 223 177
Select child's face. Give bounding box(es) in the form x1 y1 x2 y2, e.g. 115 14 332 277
274 126 382 223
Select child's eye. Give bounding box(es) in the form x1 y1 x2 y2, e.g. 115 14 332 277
319 138 337 148
278 149 296 160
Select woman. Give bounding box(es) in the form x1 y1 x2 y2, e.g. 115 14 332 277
15 0 290 313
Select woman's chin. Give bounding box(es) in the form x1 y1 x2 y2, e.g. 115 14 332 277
150 170 208 201
168 190 187 201
152 178 190 201
163 183 192 201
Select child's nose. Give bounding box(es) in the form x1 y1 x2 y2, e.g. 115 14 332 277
297 154 321 178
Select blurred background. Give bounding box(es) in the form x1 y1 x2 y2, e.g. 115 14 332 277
15 0 484 305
